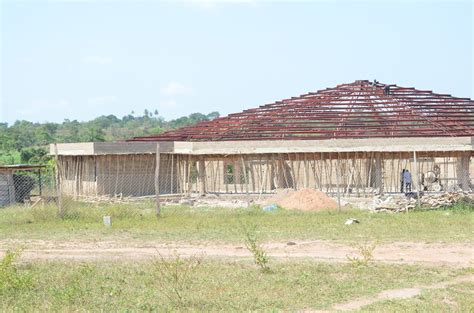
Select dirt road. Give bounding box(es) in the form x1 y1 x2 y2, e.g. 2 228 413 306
1 239 472 267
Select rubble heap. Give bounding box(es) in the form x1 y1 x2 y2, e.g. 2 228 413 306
372 192 471 213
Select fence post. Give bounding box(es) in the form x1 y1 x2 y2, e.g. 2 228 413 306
375 152 384 195
336 154 341 211
155 143 161 217
54 143 64 218
413 151 421 207
38 169 42 196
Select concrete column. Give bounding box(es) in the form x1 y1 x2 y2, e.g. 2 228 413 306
374 153 384 194
198 158 206 195
457 152 470 191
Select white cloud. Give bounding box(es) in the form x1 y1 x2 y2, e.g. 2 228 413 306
159 100 177 109
87 96 118 106
160 82 193 96
81 56 113 65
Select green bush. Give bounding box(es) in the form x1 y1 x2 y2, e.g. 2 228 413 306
0 249 32 295
242 223 271 273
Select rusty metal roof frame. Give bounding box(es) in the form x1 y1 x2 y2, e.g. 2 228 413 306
129 80 474 142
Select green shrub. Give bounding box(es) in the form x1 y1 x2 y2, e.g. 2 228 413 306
347 242 376 267
0 249 32 295
243 223 271 273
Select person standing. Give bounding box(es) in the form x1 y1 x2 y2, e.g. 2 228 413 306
404 169 412 192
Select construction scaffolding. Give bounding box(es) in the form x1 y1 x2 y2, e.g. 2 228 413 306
52 138 473 200
48 80 473 207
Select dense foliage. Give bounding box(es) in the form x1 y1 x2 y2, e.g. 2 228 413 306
0 110 219 165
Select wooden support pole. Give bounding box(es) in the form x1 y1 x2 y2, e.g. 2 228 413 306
375 152 384 195
38 169 42 196
54 143 64 218
198 157 206 196
170 154 174 194
186 155 192 195
303 153 309 189
413 151 421 207
335 154 341 211
155 144 161 217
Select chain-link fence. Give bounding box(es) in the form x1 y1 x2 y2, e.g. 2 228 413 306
1 150 472 221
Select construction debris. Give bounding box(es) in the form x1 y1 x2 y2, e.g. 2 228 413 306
372 192 471 213
344 218 360 225
262 204 278 212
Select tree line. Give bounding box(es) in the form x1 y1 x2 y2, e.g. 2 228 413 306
0 110 220 165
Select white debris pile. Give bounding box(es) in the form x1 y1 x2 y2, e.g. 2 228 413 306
161 196 251 209
372 192 471 213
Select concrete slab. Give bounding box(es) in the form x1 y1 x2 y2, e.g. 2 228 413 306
50 137 473 156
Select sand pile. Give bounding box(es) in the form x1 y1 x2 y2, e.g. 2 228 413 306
268 188 338 211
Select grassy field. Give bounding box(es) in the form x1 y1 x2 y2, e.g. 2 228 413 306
1 250 471 312
1 201 473 311
362 281 474 312
0 201 472 244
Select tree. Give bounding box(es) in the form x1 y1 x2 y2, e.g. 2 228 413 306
36 123 58 144
83 125 105 142
207 111 220 120
20 147 48 163
0 110 219 164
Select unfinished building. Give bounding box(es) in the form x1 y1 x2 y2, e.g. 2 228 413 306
51 80 474 198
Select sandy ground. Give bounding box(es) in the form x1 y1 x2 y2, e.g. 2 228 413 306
0 239 472 267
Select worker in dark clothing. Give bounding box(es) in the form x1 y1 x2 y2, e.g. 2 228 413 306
384 85 390 95
403 170 412 192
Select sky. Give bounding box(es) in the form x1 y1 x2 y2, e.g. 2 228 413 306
1 0 473 124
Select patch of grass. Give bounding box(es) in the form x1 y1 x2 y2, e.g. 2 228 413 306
0 259 469 311
447 198 474 212
51 263 96 306
0 201 472 244
362 280 474 312
152 253 202 308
